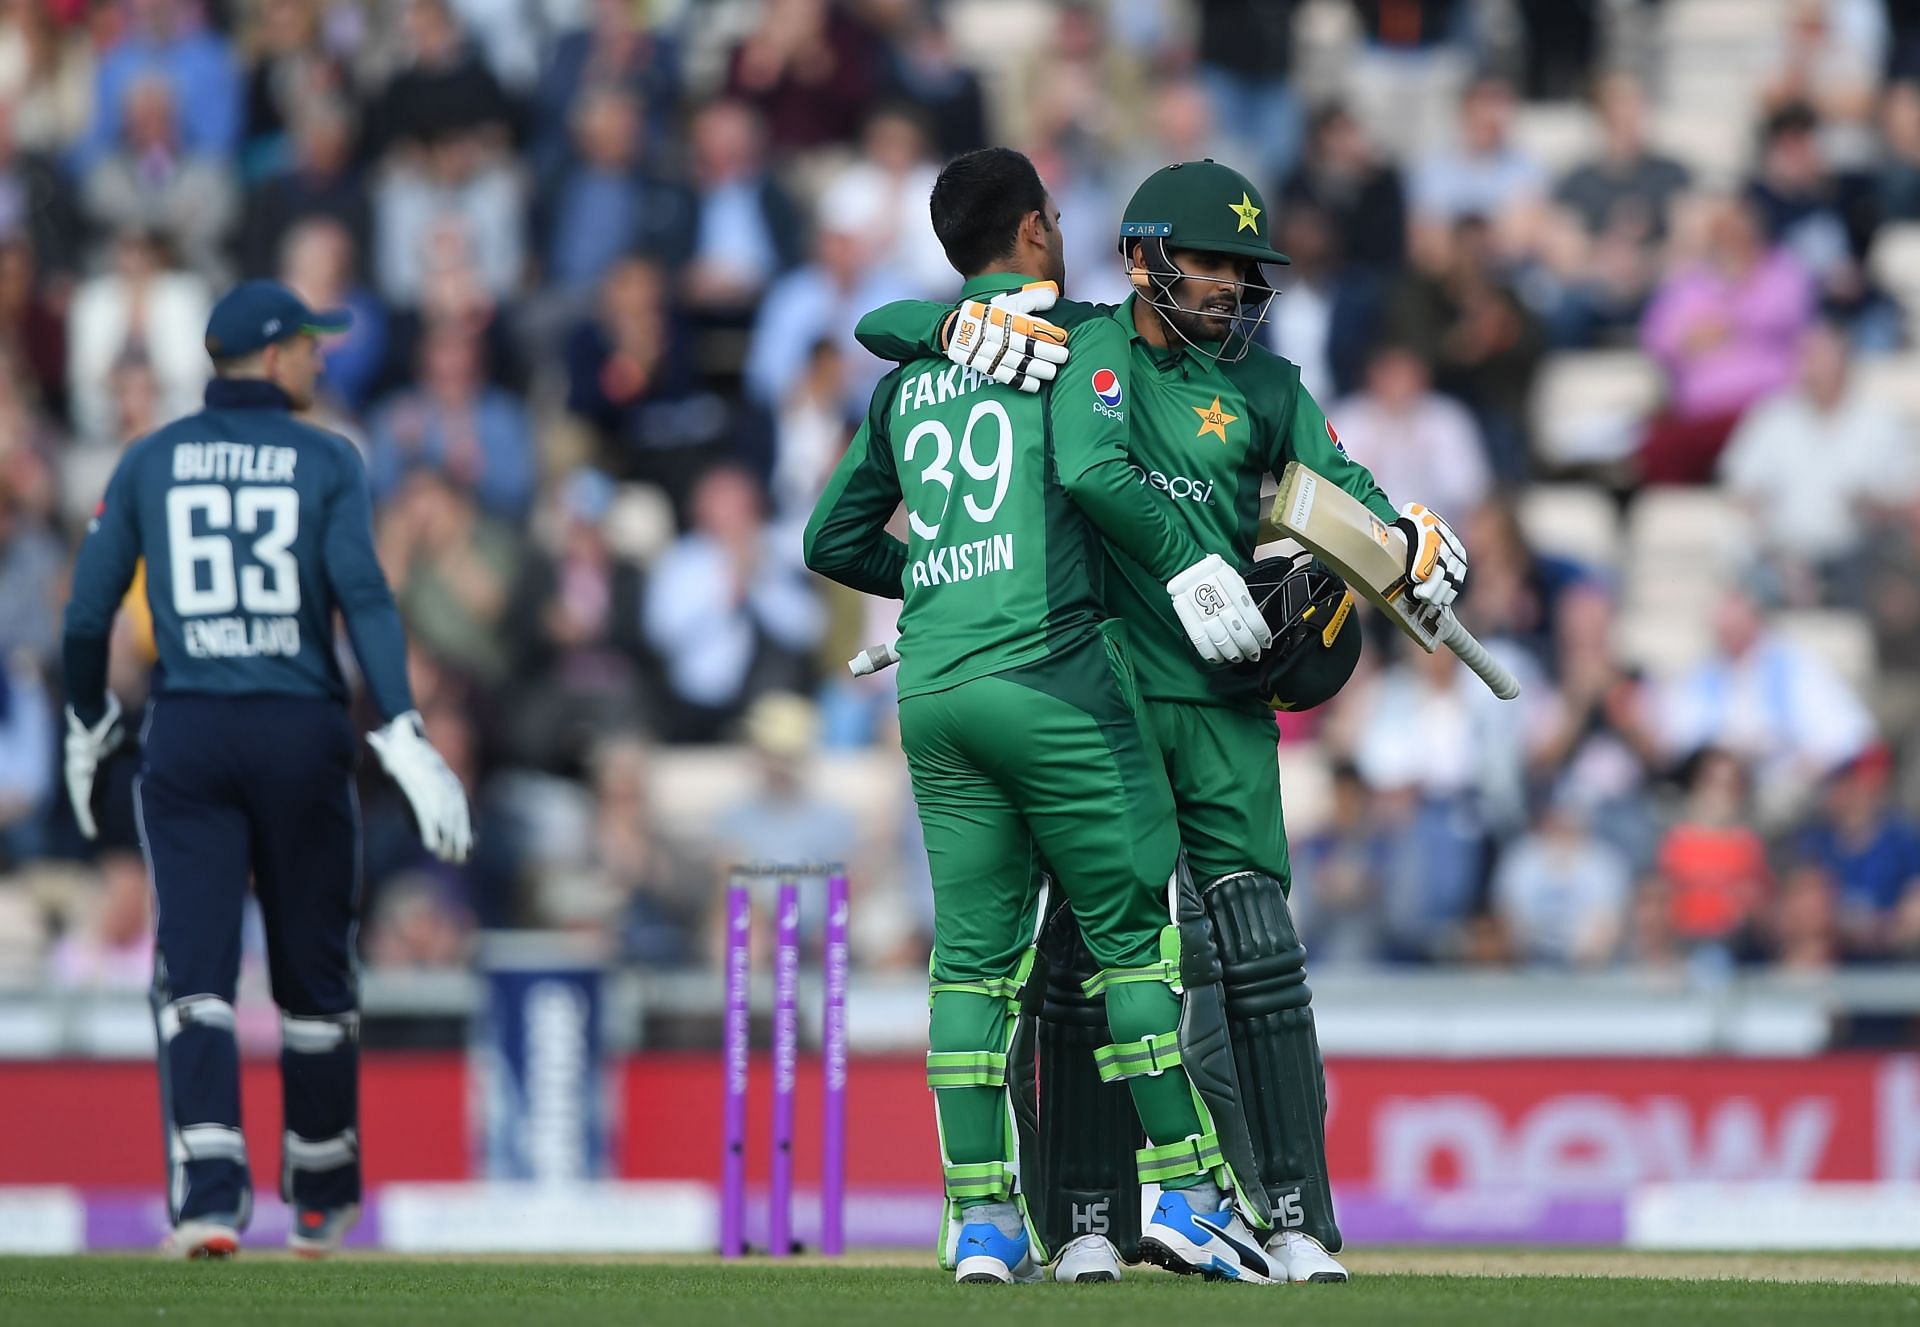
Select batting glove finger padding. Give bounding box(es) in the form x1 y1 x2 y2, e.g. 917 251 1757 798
63 694 124 840
1393 502 1468 615
368 710 474 864
1167 553 1273 665
943 281 1071 393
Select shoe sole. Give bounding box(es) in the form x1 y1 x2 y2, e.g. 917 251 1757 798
956 1255 1016 1284
1064 1271 1118 1283
179 1236 238 1260
1301 1271 1349 1284
1137 1234 1276 1286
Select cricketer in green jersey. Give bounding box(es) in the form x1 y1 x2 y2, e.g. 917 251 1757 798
803 148 1287 1285
854 158 1472 1284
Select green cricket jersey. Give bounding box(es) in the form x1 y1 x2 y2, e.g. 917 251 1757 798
804 274 1208 702
855 294 1401 708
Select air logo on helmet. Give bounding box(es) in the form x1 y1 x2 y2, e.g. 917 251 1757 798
1228 192 1262 234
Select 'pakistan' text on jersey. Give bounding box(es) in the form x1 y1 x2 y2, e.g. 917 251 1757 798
63 378 413 720
856 294 1398 708
805 274 1205 701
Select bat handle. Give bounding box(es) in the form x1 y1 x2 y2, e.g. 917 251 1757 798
1438 613 1521 701
847 640 900 677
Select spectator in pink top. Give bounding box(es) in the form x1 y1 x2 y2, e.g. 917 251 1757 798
1638 195 1816 484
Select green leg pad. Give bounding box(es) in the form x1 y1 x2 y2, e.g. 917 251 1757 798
1204 871 1343 1251
1028 908 1144 1261
928 988 1015 1203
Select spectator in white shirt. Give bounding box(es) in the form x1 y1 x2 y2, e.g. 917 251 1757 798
1409 72 1545 262
1659 587 1876 819
67 228 210 446
744 168 918 420
643 465 823 743
1492 794 1633 967
1331 344 1493 522
1719 321 1918 581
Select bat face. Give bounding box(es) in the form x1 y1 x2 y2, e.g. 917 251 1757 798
1268 463 1440 652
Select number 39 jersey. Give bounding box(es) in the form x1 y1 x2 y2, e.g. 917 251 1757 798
64 379 414 718
806 275 1206 701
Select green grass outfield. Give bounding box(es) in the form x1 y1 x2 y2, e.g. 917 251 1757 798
2 1254 1916 1327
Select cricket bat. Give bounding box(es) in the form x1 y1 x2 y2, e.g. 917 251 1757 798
1259 462 1520 700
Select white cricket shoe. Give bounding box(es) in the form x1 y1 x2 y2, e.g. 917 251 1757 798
1137 1188 1279 1284
1052 1233 1123 1282
164 1220 240 1260
1267 1230 1349 1283
288 1203 361 1258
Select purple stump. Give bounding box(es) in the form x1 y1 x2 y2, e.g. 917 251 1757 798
821 871 850 1255
721 880 751 1257
769 878 801 1257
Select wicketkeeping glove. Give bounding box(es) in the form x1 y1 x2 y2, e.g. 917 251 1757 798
64 694 124 840
1392 502 1468 617
941 280 1071 392
368 710 473 864
1167 553 1273 665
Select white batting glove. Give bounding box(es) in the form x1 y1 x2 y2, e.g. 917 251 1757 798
1392 502 1468 618
64 694 124 840
1167 554 1273 665
942 281 1071 392
368 711 472 864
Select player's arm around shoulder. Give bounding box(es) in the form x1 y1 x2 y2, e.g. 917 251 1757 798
854 300 951 364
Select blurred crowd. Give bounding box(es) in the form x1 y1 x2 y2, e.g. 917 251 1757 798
1 0 1918 994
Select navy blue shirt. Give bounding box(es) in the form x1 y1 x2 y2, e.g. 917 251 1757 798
1800 816 1920 917
63 379 414 723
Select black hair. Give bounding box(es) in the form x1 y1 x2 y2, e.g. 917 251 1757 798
1765 101 1820 142
928 147 1049 277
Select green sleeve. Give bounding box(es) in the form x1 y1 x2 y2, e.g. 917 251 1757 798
1286 387 1400 527
802 375 909 598
1050 317 1206 582
853 301 951 364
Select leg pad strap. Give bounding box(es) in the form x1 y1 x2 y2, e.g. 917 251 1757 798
1135 1131 1224 1185
926 1050 1008 1090
943 1160 1014 1202
1093 1030 1181 1083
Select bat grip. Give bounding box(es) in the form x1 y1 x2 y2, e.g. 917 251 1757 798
847 640 900 677
1438 614 1521 701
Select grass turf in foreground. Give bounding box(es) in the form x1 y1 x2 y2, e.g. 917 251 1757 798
1 1260 1916 1327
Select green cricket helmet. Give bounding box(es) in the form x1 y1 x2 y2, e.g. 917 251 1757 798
1240 553 1362 712
1117 159 1290 361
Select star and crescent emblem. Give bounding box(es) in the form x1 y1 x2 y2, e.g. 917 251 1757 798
1193 396 1238 442
1229 192 1261 234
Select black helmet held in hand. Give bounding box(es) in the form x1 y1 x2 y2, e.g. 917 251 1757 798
1239 553 1362 712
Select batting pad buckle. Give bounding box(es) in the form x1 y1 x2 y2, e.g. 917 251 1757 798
943 1160 1014 1202
1093 1030 1182 1083
1135 1131 1225 1185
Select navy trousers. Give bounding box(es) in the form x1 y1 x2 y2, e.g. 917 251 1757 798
137 693 363 1226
